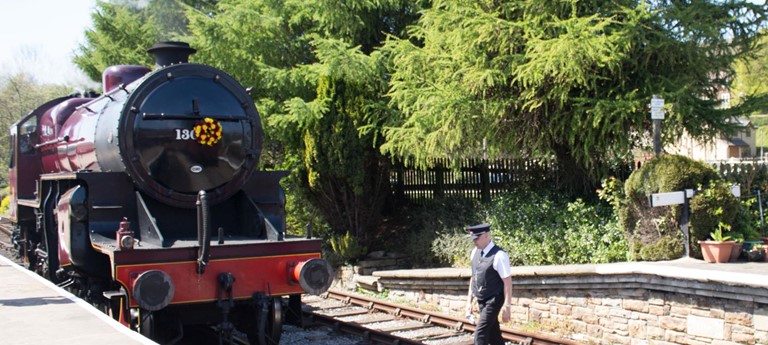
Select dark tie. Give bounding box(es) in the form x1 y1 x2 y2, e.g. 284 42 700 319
481 250 485 257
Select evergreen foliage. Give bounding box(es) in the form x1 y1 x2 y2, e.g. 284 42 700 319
73 1 217 82
184 0 422 248
620 155 722 260
410 189 627 268
329 231 367 264
381 0 768 185
73 1 158 81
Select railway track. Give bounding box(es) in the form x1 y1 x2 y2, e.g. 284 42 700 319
303 289 581 345
0 219 15 253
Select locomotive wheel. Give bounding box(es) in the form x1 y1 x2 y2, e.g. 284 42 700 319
245 297 282 345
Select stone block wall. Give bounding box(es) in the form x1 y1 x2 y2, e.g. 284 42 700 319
509 284 768 345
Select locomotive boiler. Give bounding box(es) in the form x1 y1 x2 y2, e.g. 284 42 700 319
9 42 333 344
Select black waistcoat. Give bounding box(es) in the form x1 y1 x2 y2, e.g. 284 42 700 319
471 245 504 300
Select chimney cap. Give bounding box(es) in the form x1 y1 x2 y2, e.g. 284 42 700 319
147 41 197 54
147 41 197 66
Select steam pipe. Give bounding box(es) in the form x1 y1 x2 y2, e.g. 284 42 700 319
197 190 211 273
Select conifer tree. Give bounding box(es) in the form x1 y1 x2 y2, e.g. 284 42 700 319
73 1 158 81
381 0 768 188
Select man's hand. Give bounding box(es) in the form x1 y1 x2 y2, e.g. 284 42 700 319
501 307 511 322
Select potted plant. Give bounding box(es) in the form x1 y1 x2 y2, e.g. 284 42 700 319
698 220 734 263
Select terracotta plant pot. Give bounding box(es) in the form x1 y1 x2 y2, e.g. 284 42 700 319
730 242 743 262
699 240 734 263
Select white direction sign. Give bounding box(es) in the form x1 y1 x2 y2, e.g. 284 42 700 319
650 191 685 207
650 97 665 120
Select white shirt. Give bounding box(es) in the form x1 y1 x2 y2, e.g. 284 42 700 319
470 241 512 279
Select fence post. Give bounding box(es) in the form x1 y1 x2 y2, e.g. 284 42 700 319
394 165 405 200
435 160 445 199
480 159 490 203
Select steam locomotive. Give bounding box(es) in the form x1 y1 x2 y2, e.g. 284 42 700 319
8 42 333 344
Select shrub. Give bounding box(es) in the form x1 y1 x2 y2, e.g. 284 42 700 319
619 155 720 260
738 197 764 240
401 196 482 267
484 188 628 266
432 231 474 267
635 235 684 261
330 231 367 264
689 181 739 239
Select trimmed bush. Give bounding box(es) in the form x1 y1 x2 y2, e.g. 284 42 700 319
620 155 720 261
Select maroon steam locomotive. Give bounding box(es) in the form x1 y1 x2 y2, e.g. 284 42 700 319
9 42 333 344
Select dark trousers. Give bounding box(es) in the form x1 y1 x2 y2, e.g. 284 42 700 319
475 293 504 345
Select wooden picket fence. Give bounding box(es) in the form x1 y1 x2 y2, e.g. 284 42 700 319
389 158 768 204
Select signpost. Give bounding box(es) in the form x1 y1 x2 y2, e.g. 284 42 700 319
649 189 694 258
650 96 664 155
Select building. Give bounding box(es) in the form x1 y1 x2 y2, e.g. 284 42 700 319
664 116 757 161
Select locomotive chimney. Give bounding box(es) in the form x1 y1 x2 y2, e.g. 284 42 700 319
147 41 197 67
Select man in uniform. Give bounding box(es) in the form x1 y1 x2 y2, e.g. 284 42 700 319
464 223 513 345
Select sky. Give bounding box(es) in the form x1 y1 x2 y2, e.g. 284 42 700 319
0 0 97 86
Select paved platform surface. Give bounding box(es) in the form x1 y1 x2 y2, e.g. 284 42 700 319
374 257 768 288
0 255 156 345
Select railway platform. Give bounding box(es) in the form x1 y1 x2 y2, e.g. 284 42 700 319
0 255 156 345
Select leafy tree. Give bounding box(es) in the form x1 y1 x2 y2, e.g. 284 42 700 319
0 74 71 186
733 30 768 114
380 0 768 189
185 0 422 247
